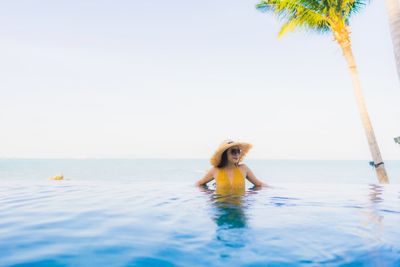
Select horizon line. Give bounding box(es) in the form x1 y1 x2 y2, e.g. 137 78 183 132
1 157 400 161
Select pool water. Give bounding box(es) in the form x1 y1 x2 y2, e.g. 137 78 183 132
0 160 399 266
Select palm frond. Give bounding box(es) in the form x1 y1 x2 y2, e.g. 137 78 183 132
256 0 369 36
340 0 369 21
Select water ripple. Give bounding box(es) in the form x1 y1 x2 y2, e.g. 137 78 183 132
0 182 399 266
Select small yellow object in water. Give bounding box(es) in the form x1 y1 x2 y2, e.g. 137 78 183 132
49 175 64 180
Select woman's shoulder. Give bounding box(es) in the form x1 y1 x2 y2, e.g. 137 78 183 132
238 163 250 171
209 166 219 175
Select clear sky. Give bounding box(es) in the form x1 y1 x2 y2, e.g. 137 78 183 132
1 0 399 160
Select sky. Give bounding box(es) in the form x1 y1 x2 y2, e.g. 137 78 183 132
0 0 399 160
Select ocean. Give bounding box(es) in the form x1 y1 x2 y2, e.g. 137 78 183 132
0 159 399 266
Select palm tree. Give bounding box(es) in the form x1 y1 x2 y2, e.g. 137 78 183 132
256 0 389 183
385 0 400 80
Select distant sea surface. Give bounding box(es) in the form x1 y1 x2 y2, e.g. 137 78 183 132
1 159 400 183
1 159 399 266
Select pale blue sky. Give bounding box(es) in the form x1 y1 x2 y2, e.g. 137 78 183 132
1 0 399 160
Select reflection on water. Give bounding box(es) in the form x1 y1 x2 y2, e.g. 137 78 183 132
362 184 385 234
199 186 262 250
369 184 384 203
360 184 386 267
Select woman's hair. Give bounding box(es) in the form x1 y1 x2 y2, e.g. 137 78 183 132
217 150 228 168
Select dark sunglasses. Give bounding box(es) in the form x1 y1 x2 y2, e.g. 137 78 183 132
229 148 241 155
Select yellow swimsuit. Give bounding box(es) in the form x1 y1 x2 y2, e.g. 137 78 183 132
215 167 245 196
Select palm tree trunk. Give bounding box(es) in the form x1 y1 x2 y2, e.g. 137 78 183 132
385 0 400 80
340 44 390 184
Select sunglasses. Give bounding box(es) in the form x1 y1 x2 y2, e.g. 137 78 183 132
229 148 241 155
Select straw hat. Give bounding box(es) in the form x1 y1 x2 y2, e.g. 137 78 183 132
210 139 252 167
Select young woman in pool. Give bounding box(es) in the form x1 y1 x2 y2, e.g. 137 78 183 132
196 140 267 191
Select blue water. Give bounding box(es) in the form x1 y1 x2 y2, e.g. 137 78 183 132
1 160 400 266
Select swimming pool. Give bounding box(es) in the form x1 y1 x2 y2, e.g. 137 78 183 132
0 160 399 266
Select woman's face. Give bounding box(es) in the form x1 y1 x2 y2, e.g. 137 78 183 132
227 146 241 164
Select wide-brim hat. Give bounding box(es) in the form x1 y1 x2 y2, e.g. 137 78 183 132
210 139 252 167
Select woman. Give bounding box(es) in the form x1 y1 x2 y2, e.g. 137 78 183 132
196 140 267 191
